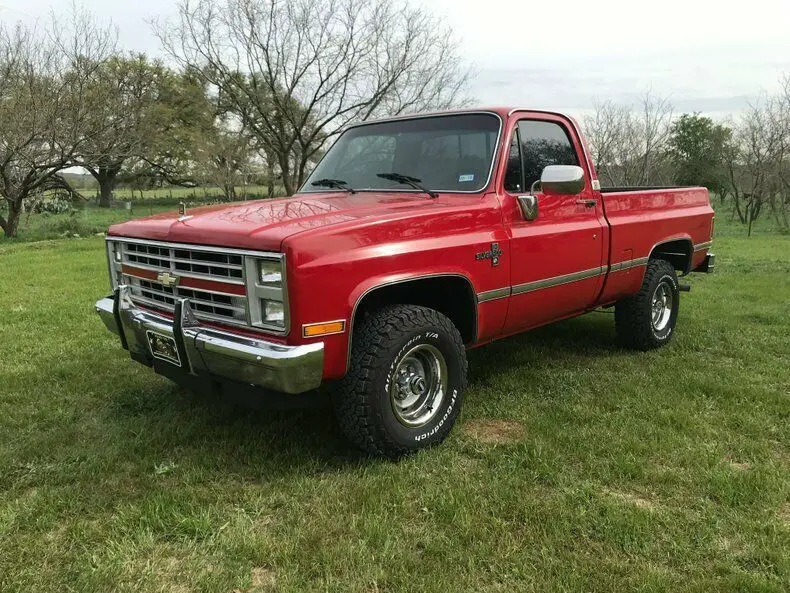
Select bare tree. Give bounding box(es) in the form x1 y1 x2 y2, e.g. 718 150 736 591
153 0 471 195
583 100 629 187
772 74 790 232
199 120 257 200
726 76 790 235
638 92 674 184
583 91 673 187
0 9 117 237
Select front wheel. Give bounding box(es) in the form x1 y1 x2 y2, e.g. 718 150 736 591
332 304 467 457
615 259 680 350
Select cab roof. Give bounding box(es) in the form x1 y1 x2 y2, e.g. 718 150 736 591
345 107 579 129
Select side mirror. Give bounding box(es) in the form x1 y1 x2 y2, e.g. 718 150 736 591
516 165 586 221
540 165 586 196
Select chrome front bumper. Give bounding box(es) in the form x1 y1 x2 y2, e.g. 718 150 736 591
95 286 324 394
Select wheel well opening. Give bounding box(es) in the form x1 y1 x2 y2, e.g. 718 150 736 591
650 239 692 275
354 276 477 344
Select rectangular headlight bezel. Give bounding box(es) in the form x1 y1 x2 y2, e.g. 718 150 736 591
106 240 121 290
245 254 289 335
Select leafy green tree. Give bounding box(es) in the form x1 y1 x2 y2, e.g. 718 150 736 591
76 56 213 206
668 113 732 197
132 68 216 190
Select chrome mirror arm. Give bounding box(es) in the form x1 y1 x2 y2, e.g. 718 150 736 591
517 194 539 221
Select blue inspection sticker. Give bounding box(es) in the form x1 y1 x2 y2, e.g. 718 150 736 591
458 174 475 183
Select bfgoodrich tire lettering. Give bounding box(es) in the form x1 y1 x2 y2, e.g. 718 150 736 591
332 304 467 457
615 258 680 350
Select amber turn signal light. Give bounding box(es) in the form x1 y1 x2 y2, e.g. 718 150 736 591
302 320 346 338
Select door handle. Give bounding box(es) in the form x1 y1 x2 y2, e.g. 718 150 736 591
576 199 596 207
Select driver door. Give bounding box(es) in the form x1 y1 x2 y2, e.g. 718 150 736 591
501 115 606 334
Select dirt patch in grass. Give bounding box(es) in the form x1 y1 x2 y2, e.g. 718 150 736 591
723 457 752 471
248 567 276 591
604 488 657 510
463 419 524 444
778 503 790 526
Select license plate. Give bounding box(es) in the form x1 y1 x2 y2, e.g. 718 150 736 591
146 331 181 367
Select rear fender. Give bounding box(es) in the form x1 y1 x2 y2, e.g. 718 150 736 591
647 236 694 276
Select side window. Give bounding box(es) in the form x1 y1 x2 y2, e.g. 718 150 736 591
503 129 523 193
517 120 579 188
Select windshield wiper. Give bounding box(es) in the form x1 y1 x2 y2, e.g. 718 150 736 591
311 178 356 194
377 173 438 199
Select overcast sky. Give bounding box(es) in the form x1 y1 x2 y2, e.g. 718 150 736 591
2 0 789 118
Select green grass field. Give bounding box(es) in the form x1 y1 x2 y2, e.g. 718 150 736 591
1 213 789 591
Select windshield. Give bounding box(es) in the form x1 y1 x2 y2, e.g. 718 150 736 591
300 113 501 194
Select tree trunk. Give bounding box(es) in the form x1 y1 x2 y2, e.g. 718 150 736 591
277 151 294 196
733 196 747 224
96 166 121 208
1 197 23 238
265 151 276 198
747 203 753 237
771 192 790 233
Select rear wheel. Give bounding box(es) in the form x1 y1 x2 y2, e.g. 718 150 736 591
615 259 680 350
332 304 467 457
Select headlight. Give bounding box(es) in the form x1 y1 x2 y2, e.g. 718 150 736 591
258 260 282 286
263 300 285 323
246 255 288 333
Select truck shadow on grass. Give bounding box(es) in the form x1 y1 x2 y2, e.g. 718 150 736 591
101 312 623 473
105 382 359 470
467 312 622 386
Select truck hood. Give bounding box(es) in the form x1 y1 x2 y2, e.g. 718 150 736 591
107 192 445 251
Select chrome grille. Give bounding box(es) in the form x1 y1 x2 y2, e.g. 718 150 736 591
106 238 288 334
117 241 248 326
124 242 244 281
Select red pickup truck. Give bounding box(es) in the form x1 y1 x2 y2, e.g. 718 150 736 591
96 107 715 456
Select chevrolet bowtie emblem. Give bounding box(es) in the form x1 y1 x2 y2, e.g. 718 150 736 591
157 272 180 288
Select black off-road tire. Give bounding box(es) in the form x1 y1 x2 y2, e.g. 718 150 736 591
332 305 467 457
615 258 680 350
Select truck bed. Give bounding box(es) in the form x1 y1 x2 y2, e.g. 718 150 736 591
596 185 714 305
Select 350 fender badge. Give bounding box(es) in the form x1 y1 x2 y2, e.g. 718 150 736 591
475 242 502 266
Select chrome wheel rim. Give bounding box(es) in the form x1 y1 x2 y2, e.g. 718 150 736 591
651 281 673 332
390 343 447 427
